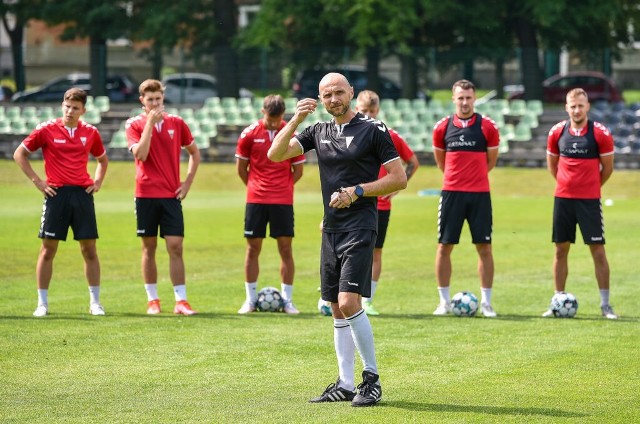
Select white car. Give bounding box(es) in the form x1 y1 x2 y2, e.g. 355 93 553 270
162 73 218 104
161 73 253 104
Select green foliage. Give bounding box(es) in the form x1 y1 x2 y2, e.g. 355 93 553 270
1 161 639 422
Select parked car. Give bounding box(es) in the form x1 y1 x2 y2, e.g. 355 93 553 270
292 65 426 100
162 72 253 104
11 72 137 103
507 71 624 103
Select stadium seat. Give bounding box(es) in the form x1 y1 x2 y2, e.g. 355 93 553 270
520 110 539 129
527 100 544 116
179 108 195 120
199 122 218 138
83 108 101 125
94 96 110 113
195 133 210 149
21 106 38 120
205 97 221 109
109 131 128 148
6 106 21 120
10 119 28 134
0 119 11 134
284 97 298 111
38 106 56 121
508 99 527 116
511 121 532 142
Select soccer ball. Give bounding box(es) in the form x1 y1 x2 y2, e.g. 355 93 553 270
256 287 284 312
317 298 332 316
550 292 578 318
451 291 478 317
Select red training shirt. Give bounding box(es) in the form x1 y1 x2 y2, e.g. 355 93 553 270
126 112 194 198
377 128 414 211
235 119 305 205
546 119 614 199
21 118 105 188
432 114 500 192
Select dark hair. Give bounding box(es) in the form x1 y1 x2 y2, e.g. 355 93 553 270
63 87 88 106
263 94 286 116
452 79 476 93
139 79 164 96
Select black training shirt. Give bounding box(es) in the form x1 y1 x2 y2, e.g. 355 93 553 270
296 112 399 232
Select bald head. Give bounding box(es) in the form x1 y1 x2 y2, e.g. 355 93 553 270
319 72 351 93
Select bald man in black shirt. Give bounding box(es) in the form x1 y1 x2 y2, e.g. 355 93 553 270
269 73 406 407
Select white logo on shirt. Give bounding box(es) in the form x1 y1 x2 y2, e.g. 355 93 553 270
346 136 354 148
168 129 175 138
254 138 265 143
320 139 331 144
53 139 66 143
80 137 87 146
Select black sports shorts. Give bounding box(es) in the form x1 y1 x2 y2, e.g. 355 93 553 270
244 203 294 238
375 209 391 249
39 186 98 241
135 197 184 238
320 229 376 303
552 197 605 244
438 190 492 244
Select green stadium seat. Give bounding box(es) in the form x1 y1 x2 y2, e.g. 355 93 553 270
527 100 544 116
204 97 221 109
511 121 532 142
179 108 195 120
94 96 110 113
10 119 28 134
0 119 11 134
508 99 527 116
38 106 55 121
21 106 38 119
520 110 539 129
6 106 21 120
110 130 128 148
83 108 101 125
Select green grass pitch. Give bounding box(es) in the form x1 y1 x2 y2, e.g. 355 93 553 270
1 159 639 423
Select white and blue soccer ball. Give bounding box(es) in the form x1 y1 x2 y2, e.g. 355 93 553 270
317 298 332 316
451 291 479 317
550 292 578 318
256 287 284 312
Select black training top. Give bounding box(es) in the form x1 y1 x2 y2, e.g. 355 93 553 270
296 112 399 233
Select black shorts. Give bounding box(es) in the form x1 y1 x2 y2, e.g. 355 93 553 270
244 203 294 238
320 229 376 303
375 209 391 249
39 186 98 241
552 197 605 244
135 198 184 238
438 190 492 244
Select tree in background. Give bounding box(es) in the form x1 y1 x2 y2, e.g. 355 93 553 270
0 0 44 93
40 1 131 97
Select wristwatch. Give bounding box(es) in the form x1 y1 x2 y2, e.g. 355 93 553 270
354 184 365 199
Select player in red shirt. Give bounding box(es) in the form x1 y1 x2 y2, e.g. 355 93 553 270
126 79 200 316
14 88 108 317
355 90 419 316
432 79 500 317
235 94 305 314
545 88 617 319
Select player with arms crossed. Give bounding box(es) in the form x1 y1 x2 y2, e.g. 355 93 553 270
14 87 108 317
235 94 305 314
544 88 617 319
126 79 200 315
432 79 500 318
268 73 406 407
355 90 419 316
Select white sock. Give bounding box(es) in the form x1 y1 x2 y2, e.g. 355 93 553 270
281 283 293 303
88 286 100 304
334 318 355 391
363 280 378 303
437 286 451 305
144 283 158 301
37 289 48 305
173 284 187 302
599 289 610 307
346 309 378 375
245 282 258 303
481 287 492 305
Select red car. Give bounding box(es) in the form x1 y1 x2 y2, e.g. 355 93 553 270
508 71 624 103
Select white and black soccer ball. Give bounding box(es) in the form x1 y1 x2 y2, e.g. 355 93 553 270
451 291 479 317
256 287 284 312
317 298 332 316
550 292 578 318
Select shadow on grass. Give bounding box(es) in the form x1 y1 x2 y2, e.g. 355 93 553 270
385 401 588 418
371 313 639 322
